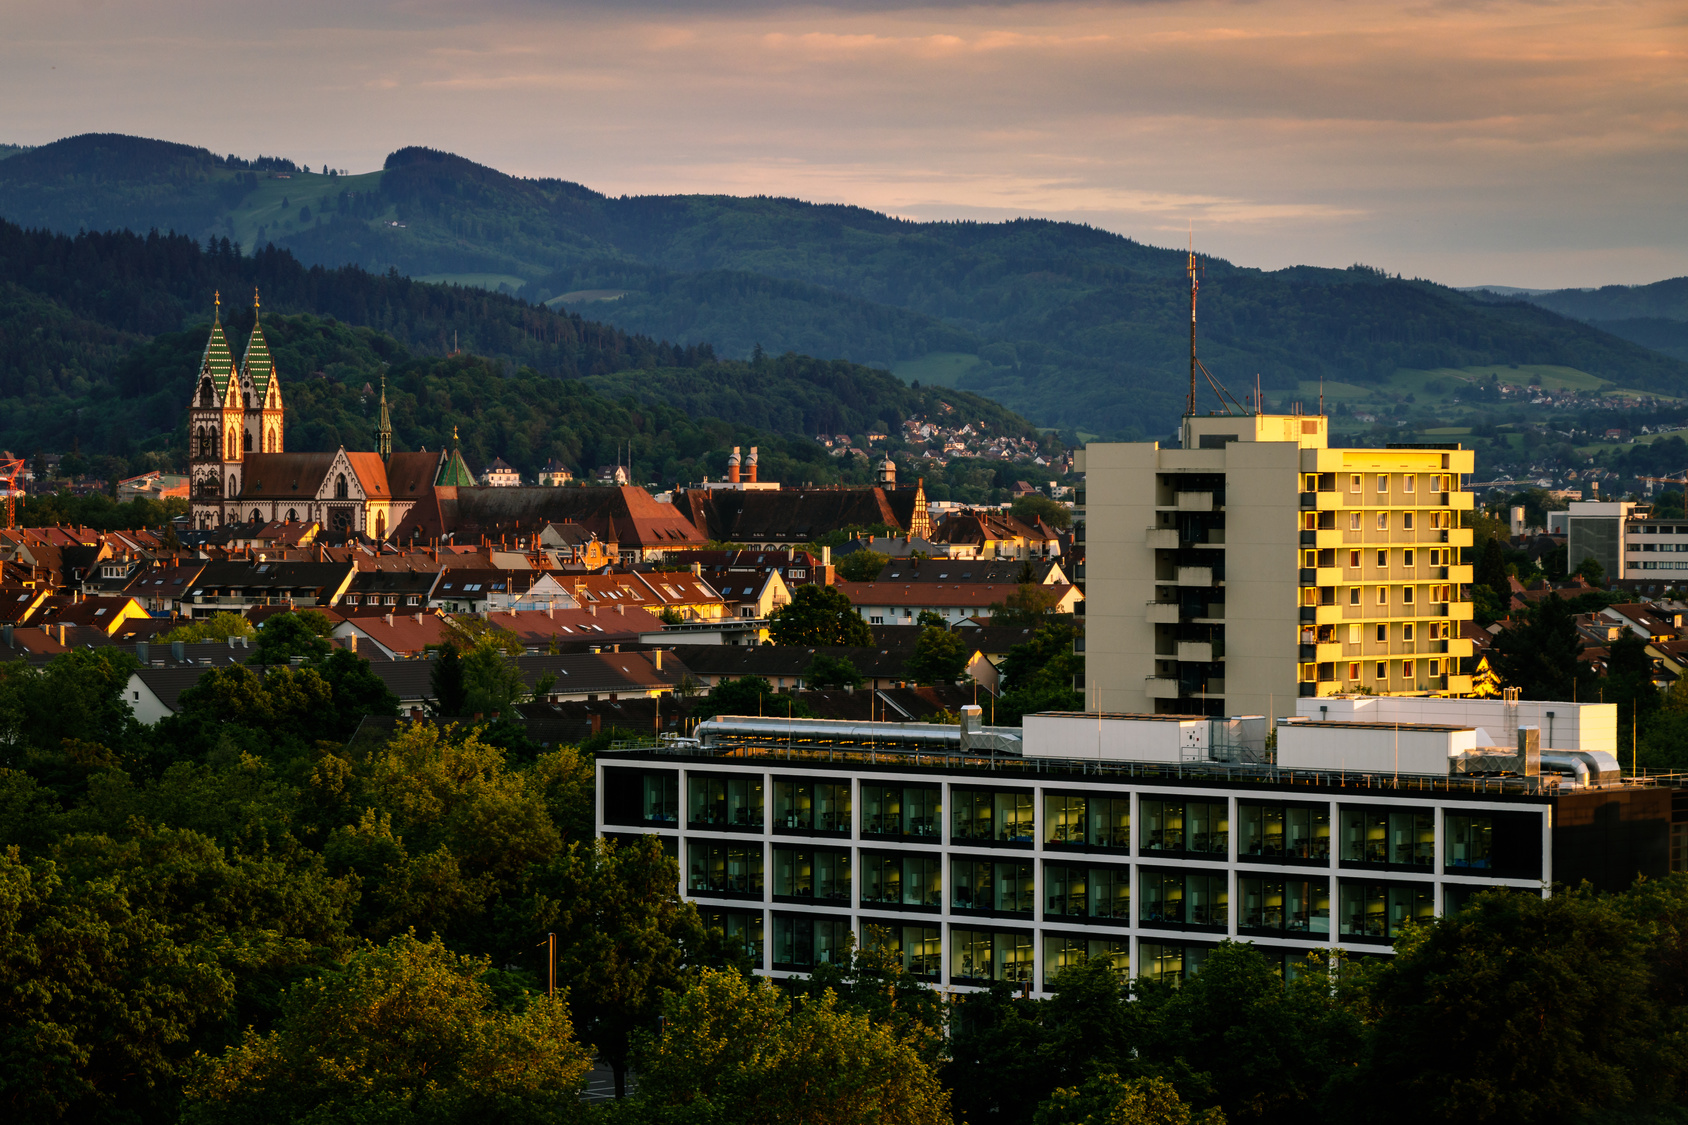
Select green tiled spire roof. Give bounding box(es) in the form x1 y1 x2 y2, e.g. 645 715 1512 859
200 292 235 395
242 288 276 398
436 427 475 486
378 376 393 460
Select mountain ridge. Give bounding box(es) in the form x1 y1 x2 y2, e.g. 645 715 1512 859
3 133 1687 438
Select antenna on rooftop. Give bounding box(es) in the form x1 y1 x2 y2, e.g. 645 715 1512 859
1185 227 1246 418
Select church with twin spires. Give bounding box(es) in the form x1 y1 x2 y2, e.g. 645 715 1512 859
187 292 453 537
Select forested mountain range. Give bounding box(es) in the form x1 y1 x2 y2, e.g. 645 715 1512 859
3 134 1685 438
0 218 1040 495
1474 277 1688 364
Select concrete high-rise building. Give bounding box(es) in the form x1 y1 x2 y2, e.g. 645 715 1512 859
1074 413 1476 718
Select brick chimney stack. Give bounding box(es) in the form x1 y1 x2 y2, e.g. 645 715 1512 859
746 446 758 484
727 446 741 485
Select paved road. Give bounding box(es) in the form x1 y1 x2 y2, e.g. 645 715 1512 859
581 1061 635 1103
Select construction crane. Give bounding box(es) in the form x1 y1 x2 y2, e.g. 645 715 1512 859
0 457 23 530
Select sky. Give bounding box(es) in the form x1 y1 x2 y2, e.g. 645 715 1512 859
3 0 1684 288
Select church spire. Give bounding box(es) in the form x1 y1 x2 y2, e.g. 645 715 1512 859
378 376 393 461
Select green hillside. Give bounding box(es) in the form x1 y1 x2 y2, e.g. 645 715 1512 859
6 135 1685 439
0 218 1048 499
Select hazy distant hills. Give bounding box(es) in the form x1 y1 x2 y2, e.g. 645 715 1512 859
1467 279 1688 364
5 134 1688 438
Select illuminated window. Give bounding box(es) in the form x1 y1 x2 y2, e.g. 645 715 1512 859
1348 624 1361 643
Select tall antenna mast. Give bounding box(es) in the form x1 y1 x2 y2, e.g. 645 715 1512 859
1187 225 1199 417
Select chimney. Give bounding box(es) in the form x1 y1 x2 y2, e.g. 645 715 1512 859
822 546 831 566
385 612 394 626
612 643 621 653
589 603 597 616
653 648 663 671
746 446 758 484
56 624 67 647
590 714 602 735
344 633 358 653
727 446 741 484
2 624 11 648
136 640 148 664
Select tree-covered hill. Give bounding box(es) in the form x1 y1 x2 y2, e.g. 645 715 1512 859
1479 277 1688 363
5 134 1685 438
0 219 1041 488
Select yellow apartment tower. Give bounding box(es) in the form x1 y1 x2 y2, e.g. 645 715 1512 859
1074 412 1475 718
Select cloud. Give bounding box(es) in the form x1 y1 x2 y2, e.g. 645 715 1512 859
0 0 1683 287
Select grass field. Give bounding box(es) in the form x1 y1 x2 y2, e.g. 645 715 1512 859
545 289 630 307
221 169 388 250
891 351 980 388
417 273 529 293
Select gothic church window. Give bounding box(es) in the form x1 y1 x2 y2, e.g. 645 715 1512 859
244 430 253 452
335 473 349 499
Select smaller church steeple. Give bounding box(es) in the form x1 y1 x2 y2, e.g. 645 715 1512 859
377 376 393 461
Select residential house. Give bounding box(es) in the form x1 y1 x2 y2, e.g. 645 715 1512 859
835 580 1081 627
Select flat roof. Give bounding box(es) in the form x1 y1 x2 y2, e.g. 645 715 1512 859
1285 720 1475 733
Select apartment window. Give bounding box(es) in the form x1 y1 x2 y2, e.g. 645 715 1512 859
1341 806 1435 868
1349 513 1362 530
1430 474 1447 493
1405 550 1417 568
1044 934 1128 986
1302 549 1317 568
1348 624 1361 643
773 779 851 835
1377 475 1389 493
345 594 361 605
1044 793 1130 850
1349 550 1360 569
1403 512 1415 530
1376 549 1387 568
688 774 765 830
1403 623 1414 642
1350 587 1361 605
1445 811 1543 879
1403 475 1416 494
1375 661 1388 680
1429 658 1442 677
952 859 1034 916
1403 587 1415 604
950 928 1034 985
861 784 941 840
1138 941 1209 984
699 908 763 968
1238 802 1331 861
1349 661 1361 680
772 846 851 904
870 616 884 625
1377 512 1389 531
1372 623 1385 643
865 924 942 980
1140 868 1228 929
1239 876 1331 935
1349 474 1362 493
1045 862 1131 921
688 840 764 898
1339 881 1433 942
603 768 679 826
1140 799 1228 855
952 788 1035 845
1377 586 1388 606
772 913 851 970
861 851 942 909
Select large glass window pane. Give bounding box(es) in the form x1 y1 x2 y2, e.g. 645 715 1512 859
952 859 992 910
1186 873 1227 926
861 852 901 905
953 789 993 842
1044 934 1129 985
643 773 678 823
996 931 1034 984
862 785 900 837
1240 804 1279 856
952 928 992 982
690 842 763 897
1089 798 1131 848
1141 869 1185 924
1089 866 1130 920
1339 882 1387 938
994 863 1035 915
1185 801 1229 855
774 781 813 830
1388 811 1435 867
1046 864 1087 917
1138 941 1186 983
996 791 1035 843
1341 808 1388 864
1286 806 1331 859
1445 814 1493 870
1141 800 1184 852
1045 795 1087 845
815 917 850 965
689 776 726 827
905 855 942 908
700 908 763 967
903 786 941 838
1387 884 1434 936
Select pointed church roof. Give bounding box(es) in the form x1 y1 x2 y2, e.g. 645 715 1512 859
436 429 475 487
242 291 277 399
200 294 235 396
